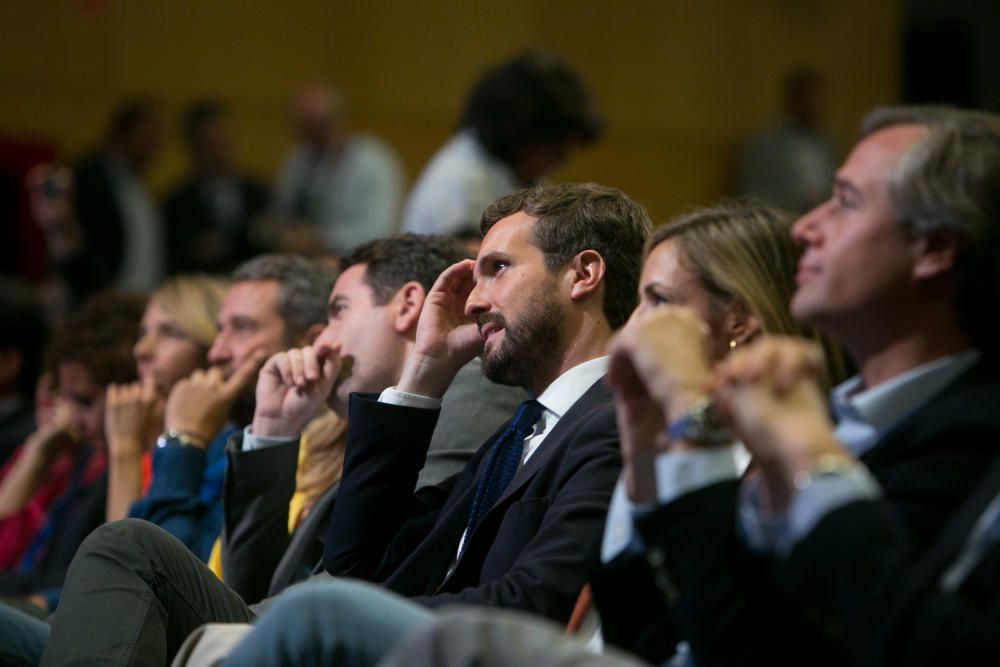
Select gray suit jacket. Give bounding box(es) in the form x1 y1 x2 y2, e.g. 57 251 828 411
221 360 525 604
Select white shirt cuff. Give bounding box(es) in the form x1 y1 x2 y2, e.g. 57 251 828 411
241 425 298 452
653 444 746 506
378 386 443 410
599 445 746 563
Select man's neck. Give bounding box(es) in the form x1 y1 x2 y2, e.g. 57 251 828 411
848 320 972 390
528 318 612 396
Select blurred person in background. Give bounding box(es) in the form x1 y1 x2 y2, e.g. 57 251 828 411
29 99 167 302
164 101 269 276
0 279 49 465
0 291 146 614
402 50 604 238
104 275 228 526
271 83 405 256
736 68 838 214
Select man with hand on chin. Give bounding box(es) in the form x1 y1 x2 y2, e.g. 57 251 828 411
212 183 649 667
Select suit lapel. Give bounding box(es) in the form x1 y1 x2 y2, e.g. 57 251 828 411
437 378 611 588
491 379 610 513
863 359 995 466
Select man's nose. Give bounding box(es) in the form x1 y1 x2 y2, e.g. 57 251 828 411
464 281 489 321
207 333 229 365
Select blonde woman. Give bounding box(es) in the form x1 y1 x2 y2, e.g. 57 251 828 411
104 275 228 523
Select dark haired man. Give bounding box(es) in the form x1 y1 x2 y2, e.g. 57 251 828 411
39 184 649 667
163 100 269 275
402 51 603 237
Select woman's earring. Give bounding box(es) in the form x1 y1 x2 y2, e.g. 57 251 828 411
729 339 737 349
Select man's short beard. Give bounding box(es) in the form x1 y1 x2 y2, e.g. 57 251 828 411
479 291 564 388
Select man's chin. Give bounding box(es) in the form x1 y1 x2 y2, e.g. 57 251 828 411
326 385 351 419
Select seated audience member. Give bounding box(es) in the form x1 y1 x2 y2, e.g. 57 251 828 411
0 279 49 465
128 255 337 563
402 50 603 237
372 198 845 667
596 106 1000 666
374 106 1000 667
0 291 146 612
164 101 269 275
221 234 526 605
37 183 649 667
31 100 166 301
105 275 228 523
271 83 405 256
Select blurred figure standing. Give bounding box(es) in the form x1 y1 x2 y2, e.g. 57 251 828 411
271 83 404 256
736 68 838 213
163 101 269 275
402 50 604 237
31 99 167 301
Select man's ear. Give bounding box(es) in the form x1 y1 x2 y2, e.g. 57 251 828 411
299 322 325 346
568 250 607 301
724 302 761 347
912 230 959 282
392 281 426 335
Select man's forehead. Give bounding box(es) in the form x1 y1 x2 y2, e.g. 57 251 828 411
330 263 375 303
476 212 538 261
840 123 929 186
222 280 281 316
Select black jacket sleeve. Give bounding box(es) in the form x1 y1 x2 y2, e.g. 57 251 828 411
322 393 445 578
221 433 299 604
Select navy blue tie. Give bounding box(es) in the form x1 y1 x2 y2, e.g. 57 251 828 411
460 399 544 558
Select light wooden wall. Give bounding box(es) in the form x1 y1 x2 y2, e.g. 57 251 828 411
0 0 900 222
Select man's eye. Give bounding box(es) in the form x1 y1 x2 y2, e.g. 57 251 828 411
835 192 857 209
494 261 509 272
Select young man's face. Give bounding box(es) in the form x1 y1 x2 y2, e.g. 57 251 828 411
312 264 408 417
790 124 930 332
208 280 289 376
466 211 567 389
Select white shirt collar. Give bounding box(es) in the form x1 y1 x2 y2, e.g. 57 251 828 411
832 349 980 434
535 356 609 419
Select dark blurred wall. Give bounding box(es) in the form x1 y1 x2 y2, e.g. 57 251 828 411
905 0 1000 111
0 0 901 223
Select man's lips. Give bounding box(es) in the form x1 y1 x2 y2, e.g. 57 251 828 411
479 322 503 343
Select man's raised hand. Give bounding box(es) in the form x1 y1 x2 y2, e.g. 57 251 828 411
397 260 484 398
251 346 340 438
165 351 267 447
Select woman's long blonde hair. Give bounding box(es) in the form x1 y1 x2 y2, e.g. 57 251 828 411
152 275 229 349
652 199 846 388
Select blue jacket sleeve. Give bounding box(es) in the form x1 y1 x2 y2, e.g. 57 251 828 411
127 427 232 561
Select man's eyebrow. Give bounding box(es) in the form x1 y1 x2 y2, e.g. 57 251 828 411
475 251 509 271
832 177 862 198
